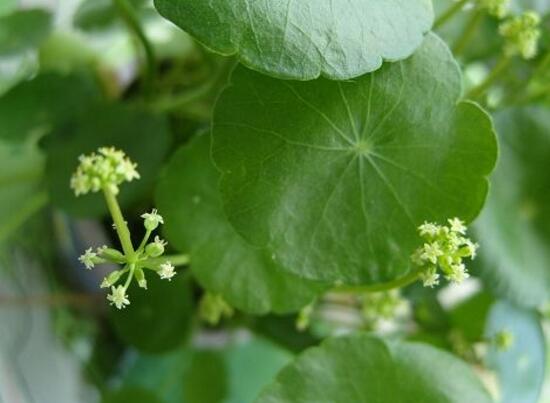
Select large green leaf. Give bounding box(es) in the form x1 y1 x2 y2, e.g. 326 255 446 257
256 333 491 403
44 102 171 217
110 274 194 353
154 0 433 80
0 9 52 55
476 107 550 307
212 34 497 285
0 73 102 143
156 134 326 314
485 300 545 403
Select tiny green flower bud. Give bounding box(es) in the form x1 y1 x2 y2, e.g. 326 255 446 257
493 329 514 351
199 293 234 325
98 247 126 263
499 11 541 59
141 208 164 231
134 267 147 289
145 236 167 257
100 270 125 288
296 303 314 332
479 0 510 18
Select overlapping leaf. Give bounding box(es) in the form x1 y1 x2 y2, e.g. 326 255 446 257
476 107 550 307
212 34 497 285
256 334 492 403
154 0 433 80
156 134 326 314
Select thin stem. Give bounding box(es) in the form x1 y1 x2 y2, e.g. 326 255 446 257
333 270 421 294
452 7 484 56
467 55 512 100
144 254 190 267
137 229 152 251
102 188 135 258
434 0 471 29
123 263 136 290
112 0 156 94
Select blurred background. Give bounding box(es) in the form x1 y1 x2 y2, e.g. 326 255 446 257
0 1 549 402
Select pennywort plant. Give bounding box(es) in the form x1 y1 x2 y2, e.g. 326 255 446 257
72 147 187 308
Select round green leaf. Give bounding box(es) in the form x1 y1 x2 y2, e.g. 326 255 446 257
156 134 326 314
212 34 497 285
110 273 193 353
256 333 492 403
154 0 433 80
485 300 545 403
0 9 51 55
0 73 102 143
476 107 550 307
44 103 171 217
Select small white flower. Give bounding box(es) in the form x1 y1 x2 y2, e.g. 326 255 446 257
107 285 130 309
420 266 440 288
158 261 176 281
418 222 439 238
141 208 164 231
463 240 479 259
446 263 470 284
421 242 443 264
448 217 467 235
79 248 97 270
100 278 110 288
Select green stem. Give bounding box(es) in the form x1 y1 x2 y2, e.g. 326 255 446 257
333 270 421 294
144 254 190 267
467 55 512 100
112 0 156 94
102 188 135 258
0 192 48 244
434 0 471 29
123 263 136 290
137 229 152 251
452 7 484 56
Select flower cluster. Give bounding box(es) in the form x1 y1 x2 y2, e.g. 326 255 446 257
411 218 478 288
478 0 510 18
361 290 408 329
499 11 541 59
73 147 184 309
70 147 140 196
199 293 234 325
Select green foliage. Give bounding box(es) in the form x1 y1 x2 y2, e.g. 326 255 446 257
0 9 51 55
110 274 194 353
256 333 492 403
44 103 171 217
154 0 433 80
2 0 550 401
211 34 497 285
157 134 326 314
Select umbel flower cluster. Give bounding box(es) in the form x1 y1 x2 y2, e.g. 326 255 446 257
499 10 541 59
72 147 180 309
411 218 478 288
479 0 510 19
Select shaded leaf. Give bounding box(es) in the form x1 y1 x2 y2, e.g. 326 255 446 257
103 387 162 403
476 107 550 307
485 300 545 403
74 0 147 31
0 9 51 55
45 102 171 217
110 273 194 353
256 333 491 403
212 34 497 285
154 0 433 80
0 73 102 143
156 134 326 314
